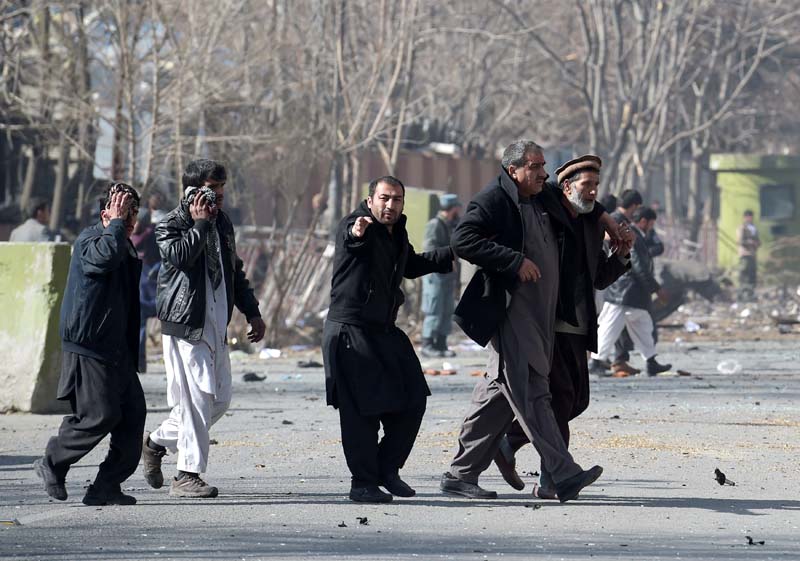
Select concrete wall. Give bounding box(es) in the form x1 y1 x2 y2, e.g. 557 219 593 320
0 242 70 413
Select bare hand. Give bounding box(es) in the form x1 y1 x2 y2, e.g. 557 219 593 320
106 191 132 221
613 226 635 255
517 257 542 282
351 216 373 238
190 194 213 221
247 317 266 343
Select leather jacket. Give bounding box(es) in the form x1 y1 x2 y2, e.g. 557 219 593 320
155 203 261 342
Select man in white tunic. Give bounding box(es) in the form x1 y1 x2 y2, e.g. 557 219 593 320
141 159 265 498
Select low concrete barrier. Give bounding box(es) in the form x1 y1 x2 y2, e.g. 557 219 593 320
0 242 70 413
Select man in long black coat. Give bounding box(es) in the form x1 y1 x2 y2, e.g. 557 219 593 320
441 141 613 503
322 175 453 503
492 155 632 499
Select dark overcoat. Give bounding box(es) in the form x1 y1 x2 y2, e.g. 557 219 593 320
323 201 453 415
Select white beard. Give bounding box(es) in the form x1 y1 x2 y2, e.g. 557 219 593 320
567 188 595 214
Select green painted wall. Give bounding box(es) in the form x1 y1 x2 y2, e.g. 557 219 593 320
0 243 70 413
711 154 800 273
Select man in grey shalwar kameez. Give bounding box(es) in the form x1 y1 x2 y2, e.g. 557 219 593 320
440 140 603 503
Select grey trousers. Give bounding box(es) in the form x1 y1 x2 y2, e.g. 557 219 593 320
449 366 582 485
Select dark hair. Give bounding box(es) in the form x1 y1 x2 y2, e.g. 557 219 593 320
599 193 617 210
182 159 227 189
368 175 405 198
633 206 657 222
501 140 544 171
99 182 140 213
743 209 754 217
620 189 643 209
25 196 49 219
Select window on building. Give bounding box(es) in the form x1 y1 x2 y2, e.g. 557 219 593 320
759 184 795 221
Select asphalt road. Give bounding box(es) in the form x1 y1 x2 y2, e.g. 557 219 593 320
2 339 799 560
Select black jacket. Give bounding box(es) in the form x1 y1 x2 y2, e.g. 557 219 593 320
60 220 141 365
453 170 622 347
604 225 660 310
156 204 260 341
541 192 629 352
327 201 453 328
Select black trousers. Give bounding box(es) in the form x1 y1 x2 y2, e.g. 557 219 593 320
336 378 426 489
44 351 146 489
505 332 589 479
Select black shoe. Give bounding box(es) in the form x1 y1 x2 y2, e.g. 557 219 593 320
420 345 444 358
82 484 137 506
493 439 525 490
646 357 672 376
33 458 67 501
440 472 497 499
381 475 416 497
555 465 603 503
589 359 610 375
349 486 393 503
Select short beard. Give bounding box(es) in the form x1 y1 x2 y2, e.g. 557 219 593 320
567 188 595 214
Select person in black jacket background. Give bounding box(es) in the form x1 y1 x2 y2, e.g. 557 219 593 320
322 175 453 504
34 183 145 506
141 159 264 499
592 207 672 375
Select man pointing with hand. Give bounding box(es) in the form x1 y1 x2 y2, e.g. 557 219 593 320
322 175 454 503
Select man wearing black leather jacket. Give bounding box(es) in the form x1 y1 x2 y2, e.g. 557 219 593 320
141 159 265 498
322 175 453 504
34 183 145 506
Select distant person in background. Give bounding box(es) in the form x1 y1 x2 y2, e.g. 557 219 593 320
148 191 167 224
421 193 462 358
592 207 672 376
10 197 54 242
737 209 760 300
645 200 665 257
131 209 161 372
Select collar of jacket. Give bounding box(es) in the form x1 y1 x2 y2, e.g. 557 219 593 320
356 199 408 234
498 168 521 206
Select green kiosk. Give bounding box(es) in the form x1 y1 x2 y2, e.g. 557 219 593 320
711 154 800 277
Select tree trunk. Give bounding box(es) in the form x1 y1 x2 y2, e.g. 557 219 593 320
687 150 703 242
49 134 68 233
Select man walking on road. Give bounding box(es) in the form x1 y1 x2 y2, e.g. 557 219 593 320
141 159 265 498
420 193 462 358
34 183 145 506
322 175 454 504
592 207 672 376
440 141 604 503
493 155 632 499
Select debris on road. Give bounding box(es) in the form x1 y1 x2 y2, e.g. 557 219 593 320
338 521 347 528
717 360 742 374
242 372 266 382
259 348 282 359
357 517 369 525
714 468 735 486
297 360 323 368
745 536 765 546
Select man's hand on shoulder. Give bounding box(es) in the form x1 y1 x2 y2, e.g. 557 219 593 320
350 216 373 238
